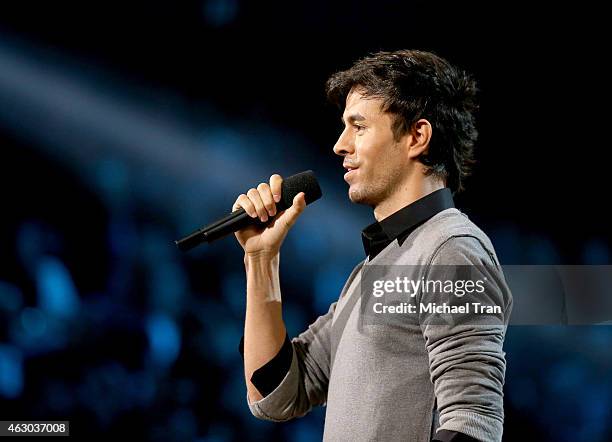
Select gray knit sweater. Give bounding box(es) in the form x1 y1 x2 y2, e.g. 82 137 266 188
246 208 512 442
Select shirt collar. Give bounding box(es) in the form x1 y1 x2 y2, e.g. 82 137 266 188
361 187 455 259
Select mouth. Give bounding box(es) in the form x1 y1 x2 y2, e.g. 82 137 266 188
343 164 358 182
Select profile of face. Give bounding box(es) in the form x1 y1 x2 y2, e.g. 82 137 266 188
333 88 415 207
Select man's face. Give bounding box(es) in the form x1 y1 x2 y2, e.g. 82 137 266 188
333 87 409 207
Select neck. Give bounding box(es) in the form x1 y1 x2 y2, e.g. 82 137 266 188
373 176 445 222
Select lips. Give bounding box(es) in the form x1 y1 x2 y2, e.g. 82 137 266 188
343 164 358 182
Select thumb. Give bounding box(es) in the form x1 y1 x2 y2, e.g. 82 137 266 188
282 192 306 229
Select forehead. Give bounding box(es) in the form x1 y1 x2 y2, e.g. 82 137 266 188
343 87 386 119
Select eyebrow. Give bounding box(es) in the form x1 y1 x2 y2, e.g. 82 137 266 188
341 113 366 125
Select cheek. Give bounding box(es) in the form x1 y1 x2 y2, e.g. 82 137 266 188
358 135 391 171
368 151 403 186
355 134 378 164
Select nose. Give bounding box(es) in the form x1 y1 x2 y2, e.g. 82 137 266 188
333 129 354 157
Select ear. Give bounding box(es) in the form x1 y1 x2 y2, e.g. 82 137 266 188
404 119 432 159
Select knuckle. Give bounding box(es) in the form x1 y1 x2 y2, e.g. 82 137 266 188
237 195 252 208
257 182 269 191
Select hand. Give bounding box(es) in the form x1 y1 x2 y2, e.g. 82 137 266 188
232 174 306 257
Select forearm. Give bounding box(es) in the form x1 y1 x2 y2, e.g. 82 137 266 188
243 259 342 422
243 252 287 401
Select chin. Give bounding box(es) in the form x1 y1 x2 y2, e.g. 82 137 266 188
348 185 375 206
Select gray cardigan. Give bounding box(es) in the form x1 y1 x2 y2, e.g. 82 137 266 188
246 208 512 441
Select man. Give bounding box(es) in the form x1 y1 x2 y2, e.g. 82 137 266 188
234 50 512 441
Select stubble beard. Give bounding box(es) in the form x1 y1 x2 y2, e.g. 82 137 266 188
348 167 404 208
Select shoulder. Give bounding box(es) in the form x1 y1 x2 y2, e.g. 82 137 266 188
404 208 500 267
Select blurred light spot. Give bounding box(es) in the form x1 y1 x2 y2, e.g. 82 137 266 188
0 345 23 398
36 256 80 318
20 307 47 337
146 313 181 368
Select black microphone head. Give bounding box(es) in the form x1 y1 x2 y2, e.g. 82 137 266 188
279 170 323 209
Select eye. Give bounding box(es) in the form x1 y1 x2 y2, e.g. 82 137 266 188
353 124 365 133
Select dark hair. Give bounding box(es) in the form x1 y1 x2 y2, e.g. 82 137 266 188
325 49 479 194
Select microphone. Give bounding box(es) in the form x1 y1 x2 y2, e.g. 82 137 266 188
175 170 322 251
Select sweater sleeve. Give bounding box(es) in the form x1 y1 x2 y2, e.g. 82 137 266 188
238 333 293 397
245 300 336 422
420 235 513 442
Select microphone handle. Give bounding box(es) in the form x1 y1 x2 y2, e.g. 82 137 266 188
175 206 279 251
204 209 268 242
175 209 242 251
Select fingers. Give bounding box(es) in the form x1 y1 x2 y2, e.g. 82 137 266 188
231 174 283 223
293 191 307 211
247 188 269 222
282 192 306 228
233 193 256 218
269 174 283 203
257 183 277 217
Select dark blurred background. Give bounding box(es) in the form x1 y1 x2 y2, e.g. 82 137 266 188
0 1 610 441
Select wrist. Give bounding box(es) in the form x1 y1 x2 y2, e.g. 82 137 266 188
244 252 281 303
244 250 279 266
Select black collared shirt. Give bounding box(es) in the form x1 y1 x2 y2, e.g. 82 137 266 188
361 187 455 260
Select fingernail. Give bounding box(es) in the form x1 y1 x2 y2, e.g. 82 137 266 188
273 194 280 203
261 215 268 222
